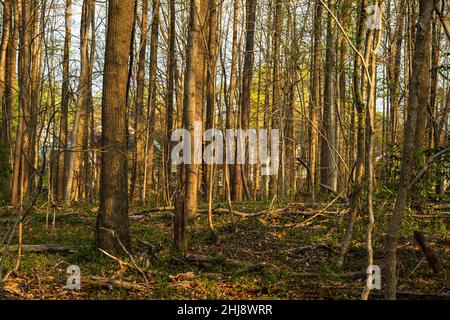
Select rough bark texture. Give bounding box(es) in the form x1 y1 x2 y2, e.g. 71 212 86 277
232 0 257 202
57 0 72 203
96 0 134 254
385 0 433 300
174 0 202 252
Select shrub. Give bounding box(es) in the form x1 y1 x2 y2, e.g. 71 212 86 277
0 144 11 205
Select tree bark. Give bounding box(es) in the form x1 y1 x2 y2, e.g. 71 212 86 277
385 0 434 300
96 0 135 254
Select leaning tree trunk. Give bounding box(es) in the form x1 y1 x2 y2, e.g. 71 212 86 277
385 0 433 300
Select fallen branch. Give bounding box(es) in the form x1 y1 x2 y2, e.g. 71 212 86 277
130 207 175 216
413 231 443 274
130 207 272 221
0 245 77 254
184 254 274 269
292 271 365 278
85 276 150 292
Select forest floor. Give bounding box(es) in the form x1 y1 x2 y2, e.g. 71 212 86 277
0 199 449 300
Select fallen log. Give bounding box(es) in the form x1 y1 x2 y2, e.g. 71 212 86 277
130 207 270 220
130 207 175 216
413 231 443 274
184 253 274 269
85 276 150 292
292 271 365 278
0 245 77 254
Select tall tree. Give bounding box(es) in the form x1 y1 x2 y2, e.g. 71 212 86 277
269 0 282 199
65 0 92 203
309 0 323 201
174 0 203 252
132 0 149 204
96 0 135 253
0 0 12 146
165 0 176 204
232 0 257 201
385 0 434 300
320 0 338 192
143 0 160 203
57 0 72 203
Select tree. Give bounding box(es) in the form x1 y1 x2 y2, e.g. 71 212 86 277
232 0 257 201
174 0 203 252
269 0 283 199
0 0 12 147
309 0 323 202
96 0 135 254
57 0 72 203
385 0 434 300
65 0 92 203
321 0 338 192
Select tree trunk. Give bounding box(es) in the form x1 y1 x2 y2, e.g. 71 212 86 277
174 0 203 252
309 0 322 202
0 0 12 147
57 0 72 203
133 0 149 204
385 0 433 300
96 0 135 254
269 0 282 199
165 0 176 204
64 0 91 203
321 0 338 192
232 0 257 202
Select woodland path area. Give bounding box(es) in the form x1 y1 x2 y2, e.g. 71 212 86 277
0 201 449 300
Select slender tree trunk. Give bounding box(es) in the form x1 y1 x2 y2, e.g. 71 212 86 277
205 0 219 209
143 0 160 203
309 0 322 202
233 0 257 201
174 0 202 252
321 0 338 192
133 0 149 204
269 0 282 199
165 0 176 204
0 0 12 147
3 0 19 167
64 0 91 203
10 0 23 206
228 0 238 201
385 0 433 300
56 0 72 203
338 0 367 266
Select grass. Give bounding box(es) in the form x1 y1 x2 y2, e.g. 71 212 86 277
0 198 449 300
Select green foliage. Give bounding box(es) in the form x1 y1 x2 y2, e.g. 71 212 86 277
382 144 450 204
0 144 11 205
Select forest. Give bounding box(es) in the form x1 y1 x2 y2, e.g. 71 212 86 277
0 0 449 301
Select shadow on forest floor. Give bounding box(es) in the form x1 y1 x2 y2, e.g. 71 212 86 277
0 200 449 300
